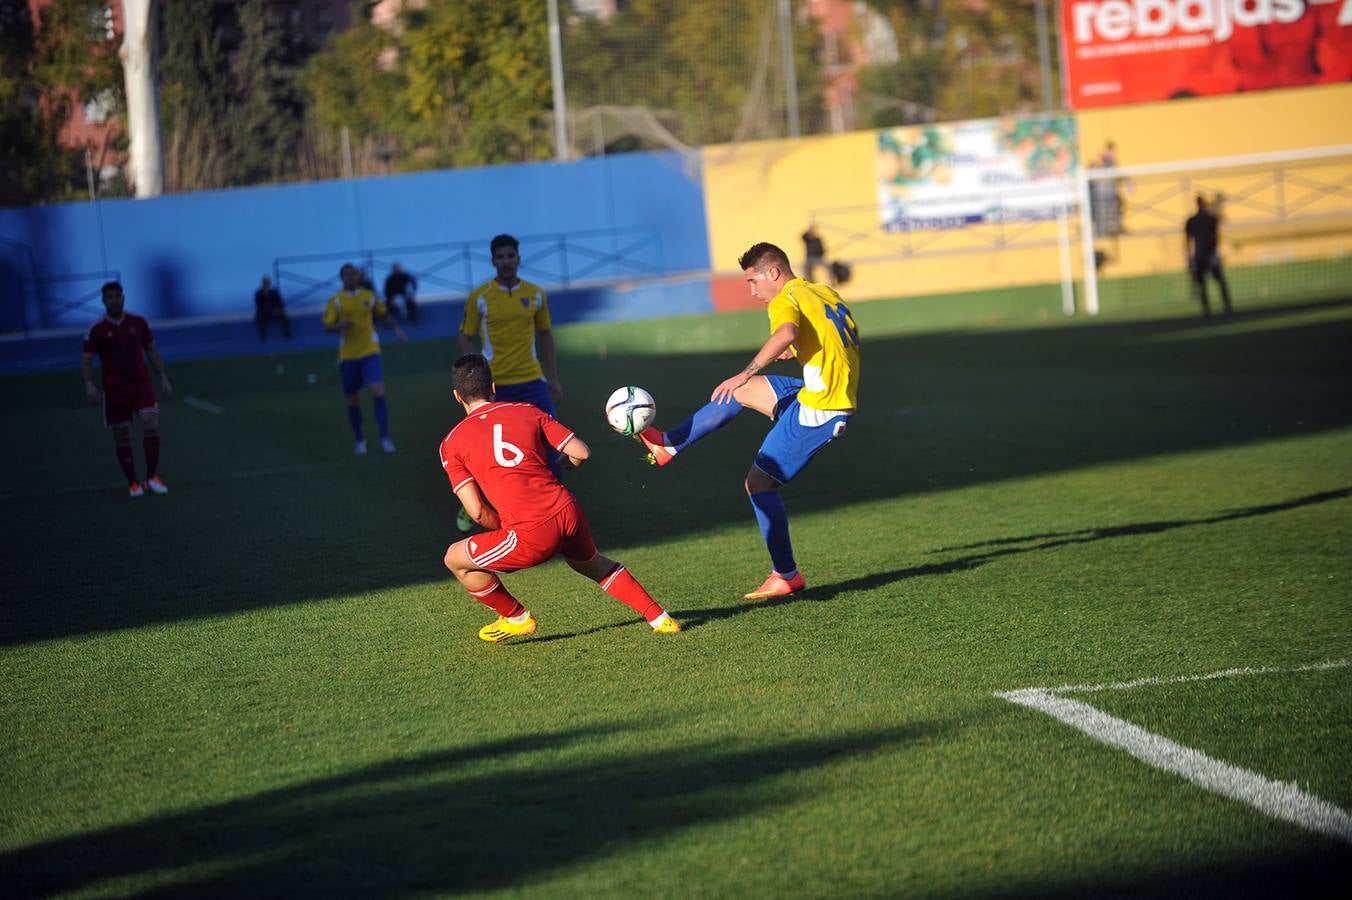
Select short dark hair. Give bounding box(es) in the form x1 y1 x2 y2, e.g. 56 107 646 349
453 353 493 402
101 281 123 296
738 242 791 273
490 234 519 254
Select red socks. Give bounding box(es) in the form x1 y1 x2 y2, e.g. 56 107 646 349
467 576 525 619
143 434 160 478
599 564 664 622
115 444 138 485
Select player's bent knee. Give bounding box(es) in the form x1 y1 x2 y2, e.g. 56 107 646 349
745 468 780 495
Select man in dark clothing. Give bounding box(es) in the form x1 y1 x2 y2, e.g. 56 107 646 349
384 262 419 325
254 276 291 341
801 224 829 284
1184 195 1233 317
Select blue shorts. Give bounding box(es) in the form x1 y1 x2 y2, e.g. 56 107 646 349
753 376 851 485
495 378 555 416
339 354 384 396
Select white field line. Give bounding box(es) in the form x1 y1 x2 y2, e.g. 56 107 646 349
996 661 1352 845
182 394 224 415
1045 659 1352 695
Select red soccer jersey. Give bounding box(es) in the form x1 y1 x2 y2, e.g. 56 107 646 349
439 401 578 529
82 314 154 387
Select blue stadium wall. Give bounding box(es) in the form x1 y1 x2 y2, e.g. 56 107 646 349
0 150 712 335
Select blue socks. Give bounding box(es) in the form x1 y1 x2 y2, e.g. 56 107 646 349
373 395 390 439
347 406 363 441
667 399 743 452
749 490 796 577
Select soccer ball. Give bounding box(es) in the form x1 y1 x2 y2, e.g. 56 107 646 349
605 386 656 436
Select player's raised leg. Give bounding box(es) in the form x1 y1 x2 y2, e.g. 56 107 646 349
443 539 536 643
637 376 781 467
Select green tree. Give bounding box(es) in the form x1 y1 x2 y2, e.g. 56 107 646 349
860 0 1047 126
562 0 822 148
1 0 120 205
159 0 233 190
228 0 305 185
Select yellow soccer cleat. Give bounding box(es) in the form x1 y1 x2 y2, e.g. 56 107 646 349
650 615 682 634
478 614 538 643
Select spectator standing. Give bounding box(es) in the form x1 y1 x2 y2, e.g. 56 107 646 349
1184 195 1234 317
254 276 291 342
384 262 419 325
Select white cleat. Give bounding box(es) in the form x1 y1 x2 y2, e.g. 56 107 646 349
381 437 396 454
355 440 368 456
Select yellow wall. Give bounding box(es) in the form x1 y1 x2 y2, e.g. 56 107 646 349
700 83 1352 302
1077 83 1352 166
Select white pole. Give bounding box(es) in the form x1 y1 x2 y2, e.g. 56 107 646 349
1034 0 1054 110
547 0 570 160
1057 201 1075 316
1075 166 1100 315
119 0 164 197
777 0 800 137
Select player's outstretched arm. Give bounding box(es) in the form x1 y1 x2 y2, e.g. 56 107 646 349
79 355 100 404
147 345 172 396
454 482 500 530
539 330 563 402
712 322 797 404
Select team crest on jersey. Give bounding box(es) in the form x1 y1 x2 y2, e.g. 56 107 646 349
520 297 530 309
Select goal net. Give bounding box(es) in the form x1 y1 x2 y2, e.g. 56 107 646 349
1081 146 1352 315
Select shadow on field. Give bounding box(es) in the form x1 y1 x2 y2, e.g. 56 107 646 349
4 298 1351 645
0 721 933 898
982 843 1352 900
672 487 1352 623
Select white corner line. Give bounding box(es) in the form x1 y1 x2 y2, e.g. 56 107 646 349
182 395 224 415
1043 659 1352 696
996 662 1352 845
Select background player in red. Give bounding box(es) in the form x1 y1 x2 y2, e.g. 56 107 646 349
79 282 173 497
438 353 680 643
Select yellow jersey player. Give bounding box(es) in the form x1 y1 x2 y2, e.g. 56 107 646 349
455 234 563 530
636 241 860 600
322 263 406 455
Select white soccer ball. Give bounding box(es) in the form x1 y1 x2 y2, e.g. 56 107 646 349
605 386 656 436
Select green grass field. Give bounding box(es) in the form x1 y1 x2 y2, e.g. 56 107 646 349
3 284 1350 897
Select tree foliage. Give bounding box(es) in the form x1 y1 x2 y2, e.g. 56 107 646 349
302 0 552 171
860 0 1050 126
562 0 823 148
159 0 304 191
1 0 120 205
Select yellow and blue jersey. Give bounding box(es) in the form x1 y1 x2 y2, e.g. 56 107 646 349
322 288 388 360
768 278 860 412
460 279 551 385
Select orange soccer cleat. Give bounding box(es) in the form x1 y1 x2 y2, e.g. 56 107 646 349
635 427 675 467
743 571 806 601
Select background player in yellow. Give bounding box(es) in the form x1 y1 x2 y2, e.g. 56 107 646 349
456 233 563 530
322 263 406 456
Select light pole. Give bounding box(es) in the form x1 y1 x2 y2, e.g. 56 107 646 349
547 0 570 160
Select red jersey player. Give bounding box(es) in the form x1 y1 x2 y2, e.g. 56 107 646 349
80 282 173 497
438 353 680 642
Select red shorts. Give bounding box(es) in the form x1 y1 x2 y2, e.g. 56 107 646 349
465 499 596 573
103 379 157 428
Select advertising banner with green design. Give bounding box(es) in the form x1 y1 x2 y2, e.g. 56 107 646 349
876 115 1079 232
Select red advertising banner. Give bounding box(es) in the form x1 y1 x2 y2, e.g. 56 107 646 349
1061 0 1352 108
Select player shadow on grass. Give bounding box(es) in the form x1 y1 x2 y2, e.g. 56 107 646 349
672 487 1352 627
1 721 943 898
